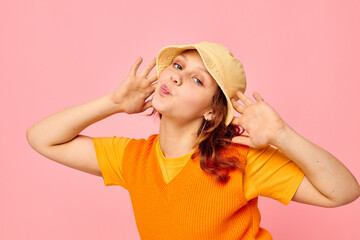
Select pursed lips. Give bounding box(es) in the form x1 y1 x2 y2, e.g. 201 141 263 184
160 84 171 95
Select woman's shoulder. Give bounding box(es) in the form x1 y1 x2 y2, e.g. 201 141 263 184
124 133 158 150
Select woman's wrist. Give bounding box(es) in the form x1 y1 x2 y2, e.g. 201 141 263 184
109 91 131 114
269 123 295 149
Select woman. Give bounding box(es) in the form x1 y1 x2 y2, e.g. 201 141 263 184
26 41 360 239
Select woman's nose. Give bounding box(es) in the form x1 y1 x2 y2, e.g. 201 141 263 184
171 74 182 85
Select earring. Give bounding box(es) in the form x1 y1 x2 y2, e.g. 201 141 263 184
199 120 208 135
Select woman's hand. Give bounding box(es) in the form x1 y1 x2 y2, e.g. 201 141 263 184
111 57 158 114
230 91 288 148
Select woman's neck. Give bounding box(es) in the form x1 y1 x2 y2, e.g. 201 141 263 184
158 117 202 158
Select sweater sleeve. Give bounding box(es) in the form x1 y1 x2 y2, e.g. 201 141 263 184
243 145 305 205
92 136 133 189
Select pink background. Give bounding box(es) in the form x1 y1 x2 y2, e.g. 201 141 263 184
2 0 360 239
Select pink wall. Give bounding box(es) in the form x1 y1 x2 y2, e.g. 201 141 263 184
2 0 359 239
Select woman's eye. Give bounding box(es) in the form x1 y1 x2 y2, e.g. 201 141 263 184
173 62 203 86
173 63 182 70
194 78 203 86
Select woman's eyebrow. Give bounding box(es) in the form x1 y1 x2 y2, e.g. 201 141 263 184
178 54 211 76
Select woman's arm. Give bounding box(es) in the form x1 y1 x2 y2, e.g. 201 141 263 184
26 57 157 175
230 91 360 207
27 93 120 147
272 124 360 207
26 93 123 176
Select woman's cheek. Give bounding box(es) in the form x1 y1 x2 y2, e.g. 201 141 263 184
181 93 203 108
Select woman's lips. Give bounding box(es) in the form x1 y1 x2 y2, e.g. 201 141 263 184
160 84 170 95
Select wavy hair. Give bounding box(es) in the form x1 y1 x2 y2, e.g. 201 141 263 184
147 87 248 184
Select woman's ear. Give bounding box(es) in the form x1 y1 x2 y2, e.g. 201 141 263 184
204 110 215 121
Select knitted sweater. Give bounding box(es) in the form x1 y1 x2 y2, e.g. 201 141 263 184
93 134 304 239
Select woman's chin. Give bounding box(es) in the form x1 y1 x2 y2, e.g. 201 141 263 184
151 97 167 114
151 102 164 114
152 105 161 114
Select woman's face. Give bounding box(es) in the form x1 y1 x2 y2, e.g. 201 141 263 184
152 49 219 124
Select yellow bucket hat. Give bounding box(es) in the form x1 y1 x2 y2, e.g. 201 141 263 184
156 41 247 126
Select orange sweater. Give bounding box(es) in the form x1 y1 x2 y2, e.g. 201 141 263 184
93 134 304 239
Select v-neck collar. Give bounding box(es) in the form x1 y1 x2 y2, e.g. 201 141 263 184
153 135 199 202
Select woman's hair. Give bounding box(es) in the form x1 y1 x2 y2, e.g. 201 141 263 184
147 86 247 184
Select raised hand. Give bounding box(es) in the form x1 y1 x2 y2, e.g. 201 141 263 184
111 57 158 114
230 91 288 148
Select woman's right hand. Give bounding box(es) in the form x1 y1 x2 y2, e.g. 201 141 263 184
111 57 158 114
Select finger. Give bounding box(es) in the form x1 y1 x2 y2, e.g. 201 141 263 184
231 116 248 130
230 116 244 127
143 99 153 111
236 91 253 107
146 72 158 83
140 57 157 77
253 92 264 102
231 136 254 147
130 57 143 76
145 85 156 97
231 98 245 114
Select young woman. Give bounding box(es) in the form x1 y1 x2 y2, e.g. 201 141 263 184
27 41 360 239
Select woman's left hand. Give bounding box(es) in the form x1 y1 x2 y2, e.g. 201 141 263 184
230 91 288 148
